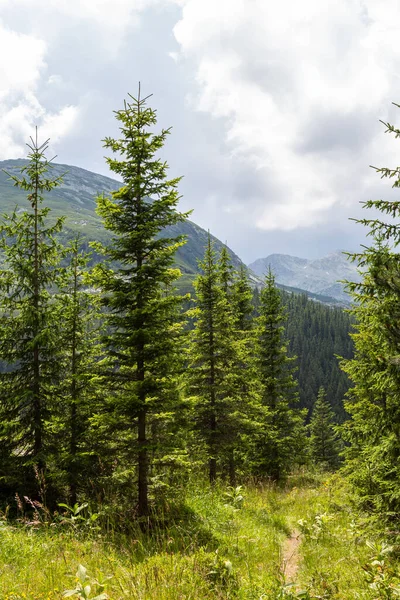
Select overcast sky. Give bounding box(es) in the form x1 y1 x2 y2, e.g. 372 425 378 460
1 0 400 262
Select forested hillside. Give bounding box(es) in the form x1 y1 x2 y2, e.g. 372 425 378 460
0 159 245 282
0 164 353 420
0 95 342 508
284 292 353 421
1 91 400 600
250 288 353 420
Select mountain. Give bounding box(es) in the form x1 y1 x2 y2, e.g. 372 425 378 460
0 160 245 290
0 159 353 416
248 252 362 304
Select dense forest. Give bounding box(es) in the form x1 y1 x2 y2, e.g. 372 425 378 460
284 292 353 421
0 92 400 599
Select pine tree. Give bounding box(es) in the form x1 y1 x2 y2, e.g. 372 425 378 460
218 246 235 297
94 88 189 518
218 251 261 485
342 244 400 516
187 238 257 483
232 265 254 333
340 106 400 517
188 236 233 483
0 132 65 496
229 263 261 483
253 269 307 480
55 238 102 505
309 386 341 470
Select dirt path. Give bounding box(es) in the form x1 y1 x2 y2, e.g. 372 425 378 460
281 529 301 582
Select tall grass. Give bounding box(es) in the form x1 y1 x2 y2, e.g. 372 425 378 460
0 474 398 599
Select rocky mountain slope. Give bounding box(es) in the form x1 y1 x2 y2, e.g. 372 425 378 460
248 252 362 303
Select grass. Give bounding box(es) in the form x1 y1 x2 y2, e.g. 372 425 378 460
0 474 399 599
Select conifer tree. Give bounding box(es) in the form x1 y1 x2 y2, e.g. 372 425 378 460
253 269 307 480
188 237 233 483
94 88 189 518
229 263 261 482
339 107 400 517
309 386 341 470
218 246 235 297
0 133 65 495
253 287 353 420
252 287 261 318
188 239 260 484
342 203 400 515
232 265 254 333
56 239 102 505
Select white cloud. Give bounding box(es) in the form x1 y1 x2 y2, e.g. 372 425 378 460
173 0 400 231
0 0 181 54
47 74 63 86
0 25 46 98
0 0 398 245
0 0 182 161
0 20 79 159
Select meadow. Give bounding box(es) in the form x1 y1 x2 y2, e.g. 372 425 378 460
0 473 398 600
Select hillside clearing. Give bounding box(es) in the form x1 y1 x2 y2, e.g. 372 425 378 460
0 474 398 599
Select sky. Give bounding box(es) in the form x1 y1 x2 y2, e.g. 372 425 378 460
1 0 400 263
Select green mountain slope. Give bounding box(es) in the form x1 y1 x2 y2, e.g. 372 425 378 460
0 160 245 288
0 159 352 416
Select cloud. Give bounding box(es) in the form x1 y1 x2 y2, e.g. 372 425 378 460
0 23 46 97
0 19 79 159
0 0 182 56
172 0 400 232
0 0 399 260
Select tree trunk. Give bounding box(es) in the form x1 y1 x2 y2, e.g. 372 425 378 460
229 451 236 487
138 407 148 520
33 158 42 466
209 456 217 484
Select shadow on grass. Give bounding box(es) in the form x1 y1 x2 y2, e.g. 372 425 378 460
101 501 219 563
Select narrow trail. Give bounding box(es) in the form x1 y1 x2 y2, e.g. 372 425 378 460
281 529 301 582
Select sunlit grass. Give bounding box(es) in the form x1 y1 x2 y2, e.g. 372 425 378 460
0 475 398 599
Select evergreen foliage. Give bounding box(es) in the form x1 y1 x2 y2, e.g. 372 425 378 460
309 386 341 470
0 89 364 530
93 88 189 517
218 250 261 485
252 270 307 480
188 238 260 484
56 238 102 505
251 288 353 421
232 265 254 333
188 237 238 483
284 291 353 421
0 133 66 496
341 107 400 519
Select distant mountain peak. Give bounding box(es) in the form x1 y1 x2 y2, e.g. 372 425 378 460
248 251 361 304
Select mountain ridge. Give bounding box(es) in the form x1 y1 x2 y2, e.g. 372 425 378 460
0 159 358 303
0 159 246 289
248 251 361 303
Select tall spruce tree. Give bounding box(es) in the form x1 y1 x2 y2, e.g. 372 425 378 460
55 239 102 505
229 263 261 483
309 386 341 470
341 141 400 517
0 133 65 496
188 239 260 484
339 107 400 518
94 88 189 518
253 269 307 480
218 250 261 485
188 237 234 483
232 265 254 333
